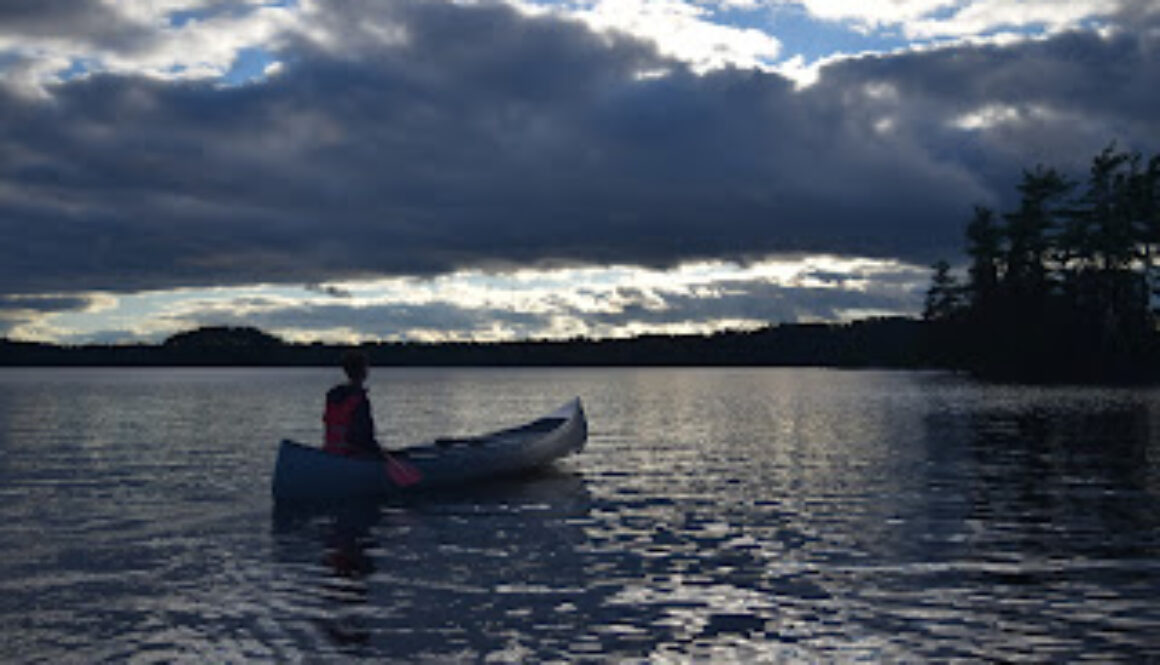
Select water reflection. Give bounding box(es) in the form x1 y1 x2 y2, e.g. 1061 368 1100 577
273 500 380 648
964 399 1159 561
270 469 599 659
839 387 1160 661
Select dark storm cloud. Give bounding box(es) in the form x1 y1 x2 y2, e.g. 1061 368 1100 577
0 293 95 313
0 1 151 94
1 0 1157 298
0 293 100 336
818 23 1160 168
0 0 151 49
305 283 353 298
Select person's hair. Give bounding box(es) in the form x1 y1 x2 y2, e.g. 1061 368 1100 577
341 350 368 382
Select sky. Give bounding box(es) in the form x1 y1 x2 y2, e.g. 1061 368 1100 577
1 0 1157 344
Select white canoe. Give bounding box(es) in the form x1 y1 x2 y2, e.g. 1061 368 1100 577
272 398 587 502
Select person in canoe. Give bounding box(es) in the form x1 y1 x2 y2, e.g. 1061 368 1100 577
323 351 424 487
323 350 384 459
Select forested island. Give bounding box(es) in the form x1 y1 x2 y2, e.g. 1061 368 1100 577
923 145 1160 383
0 318 929 369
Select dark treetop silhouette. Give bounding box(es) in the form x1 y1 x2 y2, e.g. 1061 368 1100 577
925 145 1160 383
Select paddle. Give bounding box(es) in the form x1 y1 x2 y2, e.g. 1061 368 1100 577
383 452 422 487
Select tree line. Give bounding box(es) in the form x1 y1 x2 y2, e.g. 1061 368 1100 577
925 145 1160 382
1 320 928 368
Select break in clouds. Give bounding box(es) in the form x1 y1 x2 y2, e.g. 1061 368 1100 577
1 0 1158 339
137 260 926 343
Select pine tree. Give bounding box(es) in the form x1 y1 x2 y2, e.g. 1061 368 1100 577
964 205 1001 309
923 260 963 322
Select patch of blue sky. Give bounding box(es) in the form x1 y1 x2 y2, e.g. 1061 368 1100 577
223 47 279 85
56 58 96 81
521 0 922 67
521 0 584 12
758 6 912 63
168 8 208 29
168 0 300 28
923 2 970 22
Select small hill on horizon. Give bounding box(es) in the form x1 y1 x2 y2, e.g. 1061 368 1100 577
163 326 286 348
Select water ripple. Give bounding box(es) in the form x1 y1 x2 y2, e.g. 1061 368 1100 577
1 368 1158 662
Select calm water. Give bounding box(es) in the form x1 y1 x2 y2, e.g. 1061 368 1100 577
0 367 1157 663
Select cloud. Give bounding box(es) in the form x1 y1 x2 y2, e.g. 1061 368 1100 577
0 292 112 336
305 283 353 298
27 258 923 343
0 0 1156 308
778 0 1129 38
0 293 104 313
0 0 295 95
0 1 153 50
550 0 783 72
165 275 920 342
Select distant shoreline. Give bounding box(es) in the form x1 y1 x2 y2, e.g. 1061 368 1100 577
1 318 932 370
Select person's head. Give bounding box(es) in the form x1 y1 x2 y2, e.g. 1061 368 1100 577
341 350 369 385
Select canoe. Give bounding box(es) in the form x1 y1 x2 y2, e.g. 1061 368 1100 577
272 398 587 502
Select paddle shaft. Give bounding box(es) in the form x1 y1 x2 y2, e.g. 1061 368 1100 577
383 452 422 487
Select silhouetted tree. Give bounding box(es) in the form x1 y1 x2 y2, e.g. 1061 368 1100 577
964 205 1002 309
923 260 963 322
1002 166 1072 304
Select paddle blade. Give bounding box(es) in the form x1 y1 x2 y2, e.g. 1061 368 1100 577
384 455 422 487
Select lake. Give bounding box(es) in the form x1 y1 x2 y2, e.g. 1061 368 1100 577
0 367 1157 662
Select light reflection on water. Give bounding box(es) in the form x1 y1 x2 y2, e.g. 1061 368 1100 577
0 367 1157 662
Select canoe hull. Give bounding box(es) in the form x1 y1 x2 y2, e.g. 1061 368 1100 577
272 398 586 502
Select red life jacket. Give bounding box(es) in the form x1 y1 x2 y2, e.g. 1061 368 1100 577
323 391 364 456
